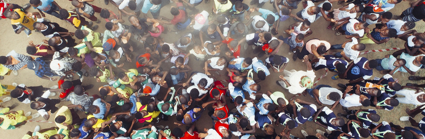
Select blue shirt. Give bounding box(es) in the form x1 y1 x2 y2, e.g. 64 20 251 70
34 57 57 78
258 8 279 26
242 80 256 95
34 0 54 12
377 93 393 110
230 87 245 101
278 112 298 128
324 55 348 72
141 0 161 14
256 94 273 115
129 94 138 114
374 121 392 139
252 59 270 76
357 109 376 128
78 119 91 139
346 57 373 80
93 98 107 119
419 117 425 133
295 104 317 124
371 29 389 42
228 58 252 72
255 112 272 129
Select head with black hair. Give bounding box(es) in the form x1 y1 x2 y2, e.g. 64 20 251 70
10 88 24 98
49 134 64 139
354 4 364 13
328 92 341 101
55 115 66 124
217 15 227 24
272 55 283 67
276 98 287 107
216 110 226 119
367 60 378 69
249 84 261 91
361 98 371 106
295 34 304 43
89 67 101 77
172 127 184 138
26 46 37 55
118 72 129 82
170 7 180 16
234 1 245 11
74 29 87 39
368 113 381 122
59 9 70 20
33 22 45 31
263 32 272 42
286 120 296 129
388 0 402 4
353 43 366 51
269 39 279 49
234 96 243 105
151 0 162 5
61 81 73 90
236 23 246 34
68 48 78 57
99 87 111 97
211 89 221 100
30 0 41 6
122 103 133 111
198 78 208 89
100 9 110 19
161 102 170 112
255 20 266 29
162 44 170 54
243 58 253 67
84 117 96 127
266 15 275 25
388 29 398 38
88 105 100 114
176 114 183 121
317 45 327 55
300 107 311 118
48 36 61 47
69 129 81 138
190 89 199 98
229 124 238 131
258 71 266 80
359 129 370 138
402 22 416 31
331 118 345 127
207 24 218 35
381 12 392 21
390 82 402 91
72 61 83 72
388 98 399 106
73 85 84 95
71 0 83 7
322 3 332 11
384 133 396 139
128 1 137 10
267 103 276 111
402 130 414 139
105 22 114 30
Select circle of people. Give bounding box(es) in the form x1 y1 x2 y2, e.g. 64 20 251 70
1 0 425 138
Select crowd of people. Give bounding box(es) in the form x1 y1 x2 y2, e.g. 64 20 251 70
2 0 425 138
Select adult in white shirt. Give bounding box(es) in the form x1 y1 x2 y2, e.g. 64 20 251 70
396 88 425 106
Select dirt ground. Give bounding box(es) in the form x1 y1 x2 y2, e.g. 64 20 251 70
1 0 425 138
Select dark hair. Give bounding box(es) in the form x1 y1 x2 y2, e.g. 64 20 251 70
109 123 119 132
62 81 73 90
161 102 170 112
176 114 183 121
49 135 58 139
229 124 238 131
240 118 249 128
359 129 370 138
10 89 22 98
303 20 311 26
105 22 114 30
317 45 327 55
30 0 41 5
135 112 144 119
100 9 110 19
68 48 78 56
99 88 109 97
287 120 296 129
389 99 399 106
33 22 41 30
129 1 137 10
90 52 98 60
216 110 226 118
396 0 402 3
48 38 58 47
361 99 371 106
170 7 180 16
388 29 398 37
369 113 380 122
190 89 199 98
405 22 416 30
255 20 265 28
357 43 366 51
211 89 220 97
59 9 69 20
280 8 290 15
329 92 341 101
392 83 402 91
122 103 133 111
75 29 85 39
180 36 190 45
296 34 305 40
272 55 283 65
74 85 84 95
217 15 227 24
55 115 66 123
258 71 266 80
236 23 245 32
244 58 253 65
384 133 396 139
382 12 392 19
421 57 425 65
147 104 155 112
26 47 37 55
69 129 81 137
199 78 208 88
322 3 332 11
162 44 170 52
151 0 162 5
235 1 243 9
72 61 83 71
235 96 243 105
300 108 311 118
30 102 37 109
118 72 126 79
172 128 184 137
269 39 279 48
84 118 94 127
368 60 378 69
208 24 217 30
335 118 345 126
267 104 276 111
256 84 261 91
403 130 414 139
71 0 81 7
263 32 272 42
266 15 275 25
88 105 98 114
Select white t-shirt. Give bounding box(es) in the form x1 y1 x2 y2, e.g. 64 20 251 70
205 129 222 139
185 85 208 96
208 57 225 70
177 33 192 48
285 70 316 94
344 37 360 61
407 36 416 47
191 73 214 88
251 15 269 32
112 0 124 5
318 87 342 105
118 0 130 10
338 4 356 19
189 49 206 61
115 47 124 62
340 94 361 108
193 11 209 30
387 20 406 35
345 19 364 37
301 1 317 23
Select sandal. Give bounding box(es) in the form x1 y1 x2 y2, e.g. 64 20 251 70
335 32 341 36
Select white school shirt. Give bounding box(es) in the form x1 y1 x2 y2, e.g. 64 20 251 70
345 19 364 37
344 37 360 61
301 1 317 23
251 15 269 32
208 57 225 70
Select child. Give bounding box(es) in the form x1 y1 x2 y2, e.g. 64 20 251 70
281 32 304 54
33 21 69 38
170 2 190 31
229 1 250 22
216 15 231 38
0 108 30 130
5 9 43 36
105 20 130 40
360 26 397 44
204 42 220 56
59 9 97 30
285 20 313 37
228 57 253 74
375 55 406 75
335 19 365 38
175 33 192 51
394 34 425 56
225 39 241 58
213 0 232 14
30 0 62 18
200 24 224 45
252 57 270 80
386 20 416 39
71 0 101 23
239 32 272 50
48 34 76 53
188 45 207 61
249 7 279 28
330 37 366 61
294 0 319 23
204 57 227 75
100 9 123 23
265 54 289 72
74 26 102 47
26 40 54 57
89 66 116 85
250 15 269 32
359 12 392 26
331 4 364 28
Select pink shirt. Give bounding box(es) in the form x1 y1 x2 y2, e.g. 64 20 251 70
149 25 164 38
305 39 331 54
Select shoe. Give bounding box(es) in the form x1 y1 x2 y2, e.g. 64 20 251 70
12 82 17 87
316 129 325 136
332 26 336 31
301 130 308 137
49 92 56 97
95 20 101 23
409 76 424 80
83 84 94 91
331 74 339 80
335 32 341 36
406 83 416 86
34 125 40 133
104 0 109 5
400 116 410 121
91 25 99 31
88 21 93 27
50 85 58 89
337 83 346 89
292 51 298 61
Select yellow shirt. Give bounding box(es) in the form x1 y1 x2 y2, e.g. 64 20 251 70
87 115 111 129
116 86 134 99
55 106 72 129
0 108 27 130
135 102 160 122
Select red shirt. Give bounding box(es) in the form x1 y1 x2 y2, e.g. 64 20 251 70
215 105 229 121
170 3 186 25
136 53 151 68
58 79 75 98
209 81 226 99
0 2 10 19
180 131 199 139
214 122 229 137
34 44 52 57
262 44 273 53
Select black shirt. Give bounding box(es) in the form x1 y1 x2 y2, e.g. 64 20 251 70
130 18 148 36
40 22 68 37
412 2 425 19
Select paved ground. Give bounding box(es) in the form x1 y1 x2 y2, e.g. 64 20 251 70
1 0 425 138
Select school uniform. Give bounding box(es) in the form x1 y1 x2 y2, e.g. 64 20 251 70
317 107 339 131
345 57 373 80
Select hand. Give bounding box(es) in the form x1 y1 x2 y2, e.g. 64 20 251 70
330 19 336 22
43 39 48 44
318 56 325 59
126 56 132 62
29 41 34 46
182 83 188 87
303 55 309 61
69 32 75 36
96 78 101 82
206 72 211 76
117 63 124 68
345 86 353 92
78 8 84 14
279 75 284 79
